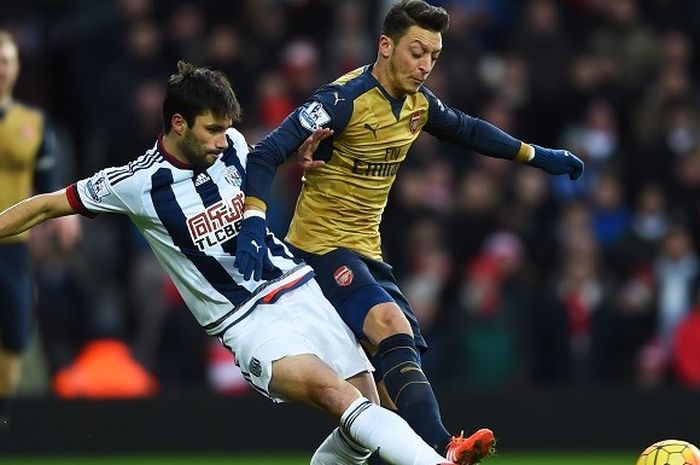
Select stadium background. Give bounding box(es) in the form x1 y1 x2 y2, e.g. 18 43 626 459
2 0 700 461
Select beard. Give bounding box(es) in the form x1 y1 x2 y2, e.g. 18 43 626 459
179 130 216 170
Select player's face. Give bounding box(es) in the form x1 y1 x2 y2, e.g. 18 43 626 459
179 112 231 170
386 25 442 96
0 41 19 98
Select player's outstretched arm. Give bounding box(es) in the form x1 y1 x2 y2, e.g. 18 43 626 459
0 189 75 240
421 87 585 180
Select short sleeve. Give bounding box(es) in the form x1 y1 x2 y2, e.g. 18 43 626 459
67 168 141 217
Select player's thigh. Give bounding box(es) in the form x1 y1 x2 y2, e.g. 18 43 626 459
289 246 397 341
270 353 361 417
0 244 33 353
220 281 372 403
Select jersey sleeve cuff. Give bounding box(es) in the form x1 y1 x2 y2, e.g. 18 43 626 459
66 183 98 218
515 142 535 163
244 196 268 213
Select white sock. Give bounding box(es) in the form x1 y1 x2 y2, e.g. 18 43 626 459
311 427 372 465
340 397 447 465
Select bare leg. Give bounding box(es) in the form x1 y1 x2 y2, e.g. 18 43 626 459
269 354 448 465
311 371 379 465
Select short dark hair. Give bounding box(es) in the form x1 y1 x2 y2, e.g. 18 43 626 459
162 61 241 132
381 0 449 42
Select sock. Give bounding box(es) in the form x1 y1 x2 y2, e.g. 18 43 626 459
377 334 451 452
340 396 447 465
311 427 371 465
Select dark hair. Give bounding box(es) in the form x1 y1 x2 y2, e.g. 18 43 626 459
381 0 449 42
162 61 241 132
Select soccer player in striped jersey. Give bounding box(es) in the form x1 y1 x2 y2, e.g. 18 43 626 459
0 61 462 465
236 1 584 464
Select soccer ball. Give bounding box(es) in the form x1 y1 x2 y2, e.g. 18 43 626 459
637 440 700 465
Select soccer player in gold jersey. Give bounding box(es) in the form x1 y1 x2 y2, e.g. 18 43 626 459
0 30 81 428
235 2 583 464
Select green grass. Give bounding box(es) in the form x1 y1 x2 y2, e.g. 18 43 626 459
0 453 636 464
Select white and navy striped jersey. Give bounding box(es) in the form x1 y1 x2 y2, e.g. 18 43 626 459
66 128 314 336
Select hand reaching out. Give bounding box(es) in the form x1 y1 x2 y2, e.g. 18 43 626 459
296 128 334 170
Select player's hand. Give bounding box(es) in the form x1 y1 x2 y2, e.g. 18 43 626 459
297 128 334 170
234 216 274 281
529 145 585 180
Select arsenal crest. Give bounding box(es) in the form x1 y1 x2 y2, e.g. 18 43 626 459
409 111 421 134
333 265 354 287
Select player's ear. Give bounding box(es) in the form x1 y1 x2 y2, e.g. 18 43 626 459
171 113 187 135
378 34 393 59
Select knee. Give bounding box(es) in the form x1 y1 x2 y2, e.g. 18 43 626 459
363 303 412 344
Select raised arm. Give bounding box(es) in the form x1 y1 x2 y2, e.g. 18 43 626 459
421 86 584 180
0 189 75 240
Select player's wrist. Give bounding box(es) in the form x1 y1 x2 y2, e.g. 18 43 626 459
515 142 535 164
244 196 268 213
240 214 266 238
243 209 266 220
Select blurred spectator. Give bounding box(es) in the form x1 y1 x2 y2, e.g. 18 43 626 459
671 293 700 388
654 225 698 353
514 0 574 145
613 183 670 273
164 2 205 64
588 0 660 96
455 231 530 389
446 169 502 267
590 172 630 253
280 39 322 101
533 248 614 384
399 217 453 382
0 30 81 420
326 1 374 75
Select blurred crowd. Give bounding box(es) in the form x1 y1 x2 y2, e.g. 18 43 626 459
3 0 700 397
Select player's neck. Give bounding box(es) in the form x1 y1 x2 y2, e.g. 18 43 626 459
371 60 404 100
161 133 188 165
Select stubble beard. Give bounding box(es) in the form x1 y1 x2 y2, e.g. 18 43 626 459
180 130 213 170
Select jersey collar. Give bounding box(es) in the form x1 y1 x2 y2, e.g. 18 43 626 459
157 134 194 170
365 64 406 121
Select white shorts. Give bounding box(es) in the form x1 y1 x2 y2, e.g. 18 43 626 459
220 279 373 403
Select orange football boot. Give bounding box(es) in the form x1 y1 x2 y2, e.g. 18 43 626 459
445 428 496 465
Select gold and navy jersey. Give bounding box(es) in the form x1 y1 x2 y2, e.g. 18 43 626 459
247 65 523 260
0 101 57 243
